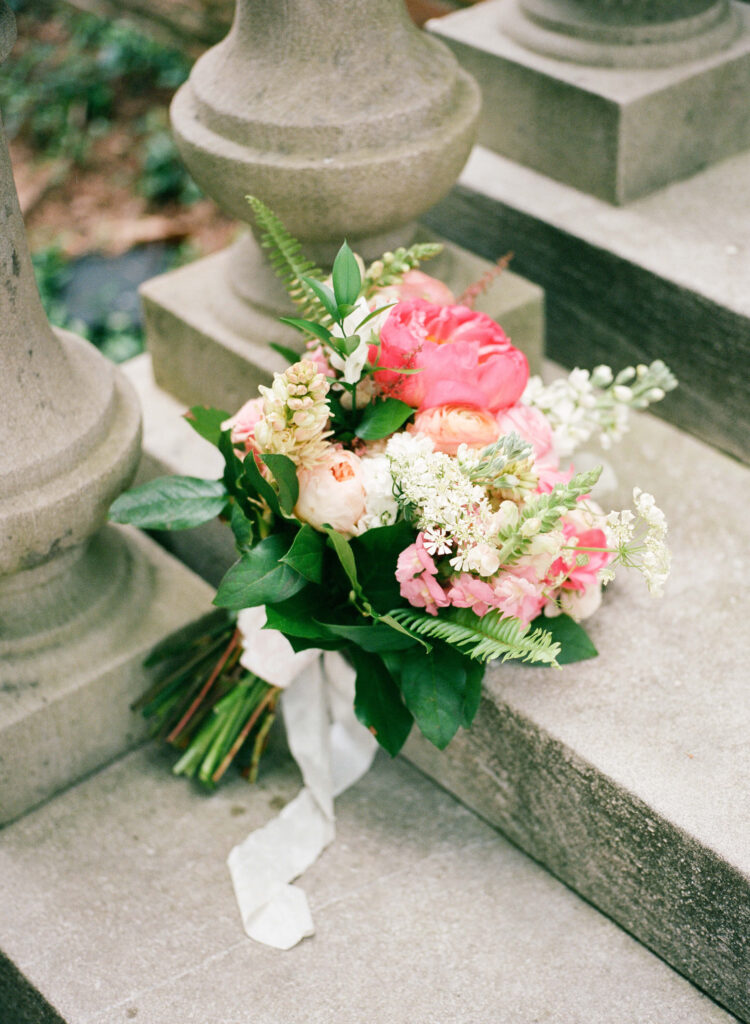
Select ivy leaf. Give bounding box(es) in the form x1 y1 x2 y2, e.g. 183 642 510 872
351 648 413 757
214 534 306 609
184 406 230 447
355 398 414 441
109 476 227 531
396 645 467 750
539 613 598 664
261 454 299 515
280 524 325 583
300 275 338 320
278 317 332 346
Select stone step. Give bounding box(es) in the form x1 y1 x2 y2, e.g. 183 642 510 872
0 743 739 1023
421 145 750 465
121 352 750 1021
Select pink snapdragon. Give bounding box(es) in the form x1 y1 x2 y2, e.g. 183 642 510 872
396 533 450 616
446 574 496 617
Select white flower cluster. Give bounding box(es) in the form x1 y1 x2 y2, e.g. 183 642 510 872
524 361 677 459
604 488 671 595
386 433 506 576
255 360 332 467
353 454 399 534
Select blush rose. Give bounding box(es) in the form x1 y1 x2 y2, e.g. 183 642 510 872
294 448 367 537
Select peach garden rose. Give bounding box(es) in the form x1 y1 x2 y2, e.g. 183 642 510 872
411 404 500 456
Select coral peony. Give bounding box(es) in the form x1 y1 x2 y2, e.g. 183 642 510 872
411 404 500 456
294 448 366 537
372 299 528 412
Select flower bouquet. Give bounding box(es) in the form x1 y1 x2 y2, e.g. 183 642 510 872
111 198 677 790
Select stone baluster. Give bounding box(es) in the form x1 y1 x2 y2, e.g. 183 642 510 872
140 0 544 412
0 3 212 825
507 0 740 67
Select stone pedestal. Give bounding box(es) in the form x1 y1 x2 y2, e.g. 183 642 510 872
429 0 750 203
144 0 545 405
0 4 214 825
142 229 545 412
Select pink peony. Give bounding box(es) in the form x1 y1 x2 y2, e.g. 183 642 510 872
223 397 265 455
376 270 455 306
294 448 366 537
411 404 500 456
396 533 450 616
371 299 528 412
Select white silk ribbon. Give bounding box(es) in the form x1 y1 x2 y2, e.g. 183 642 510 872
227 608 378 949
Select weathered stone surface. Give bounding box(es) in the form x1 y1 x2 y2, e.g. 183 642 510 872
423 146 750 464
143 229 545 412
123 352 750 1019
405 383 750 1020
0 746 738 1023
0 526 216 825
429 0 750 202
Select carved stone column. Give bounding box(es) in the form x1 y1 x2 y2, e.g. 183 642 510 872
429 0 750 201
141 0 545 412
0 3 213 824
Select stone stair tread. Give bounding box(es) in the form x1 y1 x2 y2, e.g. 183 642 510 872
453 146 750 316
0 744 738 1024
122 353 750 1019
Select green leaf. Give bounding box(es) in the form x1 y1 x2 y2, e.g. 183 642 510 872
538 613 598 664
184 406 230 447
109 476 227 531
264 587 337 643
278 317 332 346
280 524 325 583
351 519 416 613
269 341 303 364
397 645 467 750
229 502 254 554
355 398 414 441
323 526 362 598
462 658 485 728
319 621 416 653
214 534 306 609
351 648 413 757
241 452 281 517
301 275 338 320
332 246 361 307
261 454 299 515
218 430 244 496
355 301 396 332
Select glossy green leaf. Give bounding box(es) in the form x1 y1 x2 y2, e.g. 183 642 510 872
109 476 227 531
351 648 413 757
319 621 416 653
397 645 467 750
351 519 416 613
269 341 303 365
214 534 306 609
184 406 230 447
323 526 362 597
462 657 485 728
229 502 254 554
538 613 598 664
355 398 414 441
261 454 299 515
264 587 336 642
300 275 338 320
278 317 332 345
280 524 325 583
241 452 281 517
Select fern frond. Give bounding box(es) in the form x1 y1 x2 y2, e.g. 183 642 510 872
246 196 328 321
389 607 560 666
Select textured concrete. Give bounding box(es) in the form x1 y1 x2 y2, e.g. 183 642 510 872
429 0 750 202
0 525 216 825
0 746 739 1024
405 380 750 1020
142 229 545 412
423 145 750 464
123 352 750 1019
